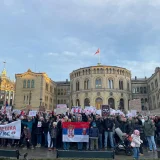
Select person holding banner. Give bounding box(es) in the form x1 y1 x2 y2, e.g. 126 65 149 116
77 116 83 150
63 116 70 150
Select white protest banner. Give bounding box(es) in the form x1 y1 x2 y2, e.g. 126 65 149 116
96 110 101 116
71 107 82 114
129 99 141 112
57 104 67 108
131 110 137 117
84 106 96 115
29 111 37 117
56 107 68 115
12 109 21 115
0 120 21 139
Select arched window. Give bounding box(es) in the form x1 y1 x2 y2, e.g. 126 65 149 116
95 78 102 88
76 99 80 106
119 98 124 110
84 79 90 90
108 79 114 89
23 80 26 88
119 80 123 90
95 97 103 109
76 81 80 91
31 80 35 88
27 80 30 88
108 98 115 109
84 98 90 106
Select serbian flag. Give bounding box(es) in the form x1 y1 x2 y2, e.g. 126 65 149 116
94 48 100 55
62 122 89 142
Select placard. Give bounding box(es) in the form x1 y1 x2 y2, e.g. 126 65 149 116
29 111 37 117
129 99 141 111
101 105 110 117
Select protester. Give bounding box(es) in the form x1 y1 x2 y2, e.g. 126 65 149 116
89 121 99 150
143 116 157 152
131 130 143 160
0 105 159 159
48 122 57 151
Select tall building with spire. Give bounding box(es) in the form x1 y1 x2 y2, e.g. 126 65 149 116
0 66 15 108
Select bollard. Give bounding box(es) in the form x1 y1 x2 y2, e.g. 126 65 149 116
157 150 160 158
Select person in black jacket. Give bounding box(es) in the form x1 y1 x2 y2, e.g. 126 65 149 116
42 118 49 148
103 116 114 149
95 115 103 149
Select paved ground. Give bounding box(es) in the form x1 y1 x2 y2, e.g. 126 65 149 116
17 148 159 159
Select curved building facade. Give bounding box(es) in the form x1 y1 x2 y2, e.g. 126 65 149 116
70 65 132 110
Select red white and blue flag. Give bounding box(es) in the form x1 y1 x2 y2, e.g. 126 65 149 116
62 122 89 142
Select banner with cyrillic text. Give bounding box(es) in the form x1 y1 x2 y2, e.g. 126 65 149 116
0 120 21 139
62 122 89 142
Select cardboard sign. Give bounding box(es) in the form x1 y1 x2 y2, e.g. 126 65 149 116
29 111 37 117
101 105 110 117
129 99 141 111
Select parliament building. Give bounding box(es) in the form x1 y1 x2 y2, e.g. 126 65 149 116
1 64 158 111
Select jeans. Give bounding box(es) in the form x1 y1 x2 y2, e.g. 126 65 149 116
133 147 139 160
77 142 83 150
104 131 114 148
146 136 157 151
99 134 103 149
48 132 52 148
37 135 42 145
63 142 70 150
44 133 48 147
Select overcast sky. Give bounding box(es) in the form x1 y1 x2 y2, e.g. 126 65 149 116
0 0 160 81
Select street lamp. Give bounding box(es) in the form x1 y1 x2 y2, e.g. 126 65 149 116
40 98 42 107
29 91 32 105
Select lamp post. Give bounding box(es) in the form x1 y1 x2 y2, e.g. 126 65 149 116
29 91 32 105
39 98 42 109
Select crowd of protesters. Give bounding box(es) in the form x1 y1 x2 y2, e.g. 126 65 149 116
0 110 160 158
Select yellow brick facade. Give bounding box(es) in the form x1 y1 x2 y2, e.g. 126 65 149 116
15 69 57 110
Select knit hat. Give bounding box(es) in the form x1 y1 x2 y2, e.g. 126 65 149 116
134 130 140 136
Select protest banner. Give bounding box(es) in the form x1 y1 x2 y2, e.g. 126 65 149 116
129 99 141 112
56 107 68 115
71 107 82 114
57 104 67 108
131 110 137 117
84 106 96 115
12 109 21 115
29 110 37 117
0 120 21 139
96 110 101 116
101 105 110 117
62 122 89 142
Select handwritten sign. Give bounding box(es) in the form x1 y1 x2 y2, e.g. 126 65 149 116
129 99 141 111
29 111 37 117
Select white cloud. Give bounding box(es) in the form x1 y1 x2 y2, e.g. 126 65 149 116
116 60 160 78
